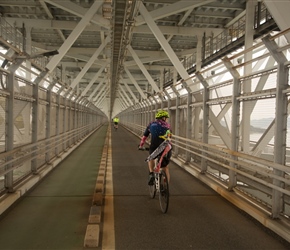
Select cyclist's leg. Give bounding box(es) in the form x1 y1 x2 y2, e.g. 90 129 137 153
148 145 158 173
163 166 170 183
148 146 158 185
159 145 172 182
148 159 155 172
147 159 155 185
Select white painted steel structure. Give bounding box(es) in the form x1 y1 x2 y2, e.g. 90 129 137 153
1 0 290 243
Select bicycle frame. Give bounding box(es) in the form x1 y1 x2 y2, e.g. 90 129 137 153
147 138 172 187
155 141 172 171
153 142 171 187
147 139 171 213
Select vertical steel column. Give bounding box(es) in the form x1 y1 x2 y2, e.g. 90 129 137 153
80 105 85 131
25 26 32 80
193 105 201 142
81 100 86 136
68 99 72 147
138 103 142 130
147 99 151 124
145 100 149 127
5 63 18 191
56 92 61 155
196 72 209 172
263 35 288 218
134 105 137 131
75 101 79 142
78 101 81 140
78 100 82 139
242 0 255 153
185 92 192 163
47 80 57 158
196 35 203 72
155 98 158 120
223 57 241 190
175 97 180 155
164 89 171 117
160 71 164 109
172 68 180 156
72 98 76 142
31 70 47 173
63 96 67 152
45 88 52 162
141 103 145 130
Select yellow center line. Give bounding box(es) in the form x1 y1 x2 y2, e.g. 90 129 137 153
102 129 115 250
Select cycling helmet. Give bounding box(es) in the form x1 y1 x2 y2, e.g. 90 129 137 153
155 110 169 119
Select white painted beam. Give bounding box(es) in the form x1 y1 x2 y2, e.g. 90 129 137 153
45 0 104 72
128 46 160 93
124 67 147 99
70 36 110 89
81 62 108 97
138 2 193 92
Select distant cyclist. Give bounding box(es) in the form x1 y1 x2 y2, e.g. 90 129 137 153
139 110 172 185
113 117 119 130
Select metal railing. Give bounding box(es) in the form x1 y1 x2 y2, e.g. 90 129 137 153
0 123 102 187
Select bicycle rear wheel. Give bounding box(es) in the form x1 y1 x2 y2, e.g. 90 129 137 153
159 170 169 213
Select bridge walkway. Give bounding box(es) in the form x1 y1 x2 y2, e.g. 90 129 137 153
0 124 289 249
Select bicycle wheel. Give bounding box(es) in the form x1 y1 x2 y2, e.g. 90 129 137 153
159 170 169 213
148 179 156 198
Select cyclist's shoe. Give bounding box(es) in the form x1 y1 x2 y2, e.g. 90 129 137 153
148 173 155 185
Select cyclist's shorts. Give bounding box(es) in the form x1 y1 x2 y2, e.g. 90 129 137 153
114 122 118 125
149 142 167 156
160 149 172 168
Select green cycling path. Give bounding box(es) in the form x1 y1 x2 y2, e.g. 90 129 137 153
0 125 107 250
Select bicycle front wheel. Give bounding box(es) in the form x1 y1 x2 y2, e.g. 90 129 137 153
148 179 156 199
159 170 169 213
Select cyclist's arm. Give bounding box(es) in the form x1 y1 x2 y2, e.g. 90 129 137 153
139 136 147 148
139 124 151 148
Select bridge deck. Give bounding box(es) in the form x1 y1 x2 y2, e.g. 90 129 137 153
0 124 289 250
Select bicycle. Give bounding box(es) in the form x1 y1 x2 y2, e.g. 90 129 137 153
139 137 172 213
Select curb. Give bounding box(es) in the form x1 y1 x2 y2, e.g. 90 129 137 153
84 128 109 248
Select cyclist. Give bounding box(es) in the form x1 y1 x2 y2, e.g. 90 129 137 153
113 117 119 130
139 110 172 185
